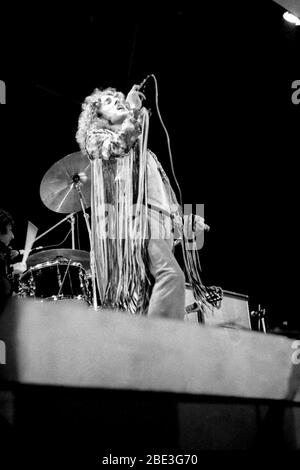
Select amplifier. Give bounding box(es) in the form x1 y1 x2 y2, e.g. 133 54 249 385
185 286 251 330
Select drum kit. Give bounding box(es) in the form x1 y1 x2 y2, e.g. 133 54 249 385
17 151 218 316
18 152 98 308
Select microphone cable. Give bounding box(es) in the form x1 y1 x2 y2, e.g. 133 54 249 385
139 73 184 211
140 74 209 304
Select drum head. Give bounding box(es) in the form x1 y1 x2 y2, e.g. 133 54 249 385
27 248 90 270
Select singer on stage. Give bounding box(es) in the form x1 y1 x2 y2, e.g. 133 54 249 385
76 85 207 318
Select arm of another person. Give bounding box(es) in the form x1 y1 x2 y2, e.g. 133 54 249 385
0 255 12 310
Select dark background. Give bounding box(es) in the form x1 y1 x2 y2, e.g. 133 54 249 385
0 1 299 329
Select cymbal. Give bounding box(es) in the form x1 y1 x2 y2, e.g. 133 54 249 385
40 152 91 213
27 248 90 270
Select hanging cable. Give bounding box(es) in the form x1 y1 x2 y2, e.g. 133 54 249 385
140 74 209 307
140 74 183 209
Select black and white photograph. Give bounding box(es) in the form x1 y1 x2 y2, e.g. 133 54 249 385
1 0 300 465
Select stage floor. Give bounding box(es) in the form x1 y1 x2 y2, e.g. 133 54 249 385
1 297 300 402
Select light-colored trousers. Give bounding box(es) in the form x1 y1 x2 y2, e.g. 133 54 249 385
146 210 185 320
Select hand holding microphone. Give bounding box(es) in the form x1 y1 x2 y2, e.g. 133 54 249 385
126 75 151 111
126 85 145 111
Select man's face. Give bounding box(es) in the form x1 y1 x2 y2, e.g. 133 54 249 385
99 92 130 125
0 224 14 246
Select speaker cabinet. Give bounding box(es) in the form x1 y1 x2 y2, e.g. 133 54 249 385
185 287 251 330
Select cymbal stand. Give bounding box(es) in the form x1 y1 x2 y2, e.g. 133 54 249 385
69 213 75 249
74 180 98 311
34 212 76 244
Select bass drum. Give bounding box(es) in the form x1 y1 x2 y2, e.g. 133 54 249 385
18 259 90 302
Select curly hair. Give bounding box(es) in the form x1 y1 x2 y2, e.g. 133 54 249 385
0 209 14 235
76 87 127 155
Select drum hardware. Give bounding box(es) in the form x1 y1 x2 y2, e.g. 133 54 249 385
70 213 76 250
56 258 71 297
24 152 98 310
26 249 90 270
18 259 90 302
72 164 97 310
33 212 77 247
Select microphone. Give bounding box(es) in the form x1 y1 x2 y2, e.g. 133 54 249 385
126 75 152 108
136 74 151 90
